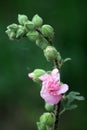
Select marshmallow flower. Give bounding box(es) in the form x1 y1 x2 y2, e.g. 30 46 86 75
39 68 69 105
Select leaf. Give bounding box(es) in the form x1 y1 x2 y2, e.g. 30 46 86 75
63 58 72 63
66 91 85 104
65 104 78 110
74 95 85 100
59 57 71 68
62 91 85 111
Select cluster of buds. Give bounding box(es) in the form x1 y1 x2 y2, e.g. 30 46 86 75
5 23 26 40
6 14 53 42
6 14 62 63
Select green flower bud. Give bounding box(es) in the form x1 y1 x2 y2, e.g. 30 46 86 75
36 37 48 49
41 25 54 38
5 30 16 40
40 112 55 126
7 23 18 31
33 69 46 81
32 14 43 28
24 21 34 30
45 103 54 111
44 46 58 61
16 25 26 38
29 69 46 83
26 31 39 41
37 122 47 130
18 14 28 25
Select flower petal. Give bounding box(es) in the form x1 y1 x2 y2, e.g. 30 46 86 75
39 74 50 81
28 73 34 78
57 84 69 95
40 90 62 105
51 68 60 82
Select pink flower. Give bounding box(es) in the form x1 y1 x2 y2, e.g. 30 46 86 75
39 68 69 105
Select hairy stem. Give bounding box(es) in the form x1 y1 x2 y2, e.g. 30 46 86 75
59 108 66 116
37 29 61 130
54 102 61 130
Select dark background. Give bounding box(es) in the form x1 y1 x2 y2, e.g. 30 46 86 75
0 0 87 130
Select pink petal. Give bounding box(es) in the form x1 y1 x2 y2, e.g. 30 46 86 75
51 68 58 75
51 68 60 82
28 73 34 78
47 95 62 105
40 90 62 105
39 74 50 81
57 84 69 95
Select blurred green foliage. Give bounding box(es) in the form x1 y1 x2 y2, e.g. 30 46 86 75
0 0 87 130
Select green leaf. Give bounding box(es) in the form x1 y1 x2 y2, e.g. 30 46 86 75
62 91 85 111
65 104 78 110
66 91 85 104
63 58 71 63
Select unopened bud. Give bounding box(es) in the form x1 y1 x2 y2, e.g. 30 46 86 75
26 31 39 41
16 26 26 38
32 14 43 28
37 122 46 130
45 103 54 111
44 46 58 61
24 21 34 30
28 69 46 83
40 112 55 126
41 25 54 38
5 30 16 40
18 14 28 25
36 37 48 49
7 24 18 31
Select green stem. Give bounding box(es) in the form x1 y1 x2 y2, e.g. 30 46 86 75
54 102 61 130
59 108 66 116
37 29 61 130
